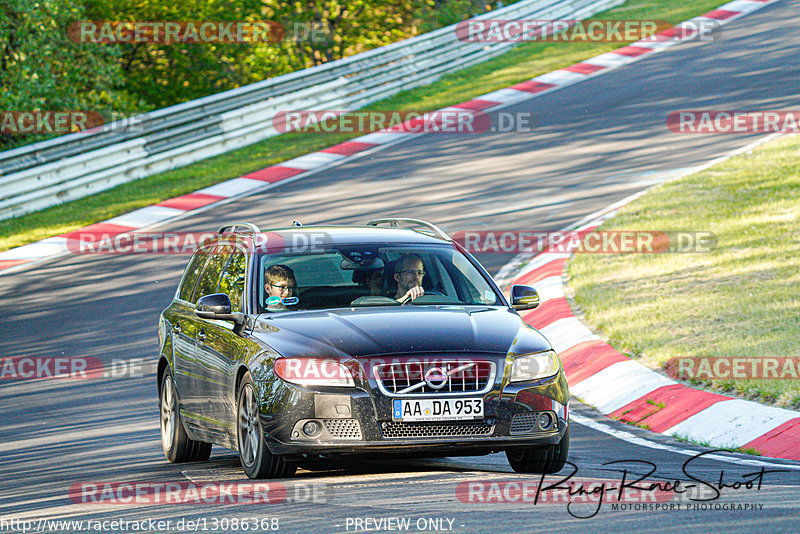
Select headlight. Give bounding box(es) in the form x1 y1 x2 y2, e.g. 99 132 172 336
509 351 560 382
274 357 355 387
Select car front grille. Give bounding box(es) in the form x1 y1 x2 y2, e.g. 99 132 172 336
381 420 494 439
323 419 362 440
373 358 496 396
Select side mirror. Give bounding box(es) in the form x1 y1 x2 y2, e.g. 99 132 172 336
195 293 245 327
510 285 540 311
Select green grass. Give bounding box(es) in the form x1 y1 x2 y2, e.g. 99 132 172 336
619 419 651 430
735 448 763 456
672 434 713 448
0 0 725 252
615 398 663 429
671 434 763 456
568 135 800 408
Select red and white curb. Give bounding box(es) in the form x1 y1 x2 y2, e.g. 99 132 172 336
509 208 800 462
0 0 779 275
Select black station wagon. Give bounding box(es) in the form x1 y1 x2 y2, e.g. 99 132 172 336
157 219 569 478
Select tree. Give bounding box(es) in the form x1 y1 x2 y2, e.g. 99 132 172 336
0 0 144 149
1 0 510 149
82 0 293 108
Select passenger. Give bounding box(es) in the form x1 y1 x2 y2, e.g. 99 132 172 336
393 254 425 302
264 264 297 310
354 269 385 296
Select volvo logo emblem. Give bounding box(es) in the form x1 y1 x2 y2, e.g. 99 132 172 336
424 367 448 390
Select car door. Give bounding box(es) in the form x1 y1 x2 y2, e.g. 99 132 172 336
181 245 230 434
195 246 250 432
169 247 211 418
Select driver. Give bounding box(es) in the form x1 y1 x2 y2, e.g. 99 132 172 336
394 254 425 303
264 264 296 310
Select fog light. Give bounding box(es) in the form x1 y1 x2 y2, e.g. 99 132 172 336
303 420 322 437
537 412 554 431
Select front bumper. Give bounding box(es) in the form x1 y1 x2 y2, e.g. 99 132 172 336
258 372 569 457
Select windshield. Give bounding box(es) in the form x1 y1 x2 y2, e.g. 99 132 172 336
257 244 503 312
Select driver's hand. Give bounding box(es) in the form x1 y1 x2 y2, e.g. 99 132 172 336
399 286 424 303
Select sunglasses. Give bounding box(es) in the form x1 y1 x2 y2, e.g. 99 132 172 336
268 283 295 292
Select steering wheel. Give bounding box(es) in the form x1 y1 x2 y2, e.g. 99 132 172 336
401 290 445 305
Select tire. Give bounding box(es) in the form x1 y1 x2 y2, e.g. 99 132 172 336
237 372 297 479
506 424 570 474
160 370 212 463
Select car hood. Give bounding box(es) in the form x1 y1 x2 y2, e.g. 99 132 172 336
251 306 552 358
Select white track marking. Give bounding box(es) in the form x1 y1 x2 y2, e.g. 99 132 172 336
539 317 601 353
662 400 800 448
104 205 185 228
196 177 266 197
570 360 677 412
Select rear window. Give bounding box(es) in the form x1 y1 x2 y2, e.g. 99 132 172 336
177 248 211 302
193 246 232 303
218 249 247 312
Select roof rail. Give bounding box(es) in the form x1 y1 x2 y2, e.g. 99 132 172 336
366 218 450 241
217 222 262 235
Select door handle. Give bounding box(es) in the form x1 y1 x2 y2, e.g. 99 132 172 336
197 329 206 343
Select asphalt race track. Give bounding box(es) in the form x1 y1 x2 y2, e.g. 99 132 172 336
2 2 800 533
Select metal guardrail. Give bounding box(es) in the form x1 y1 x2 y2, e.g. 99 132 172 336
0 0 624 221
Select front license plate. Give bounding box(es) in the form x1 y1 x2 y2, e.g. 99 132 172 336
392 398 484 422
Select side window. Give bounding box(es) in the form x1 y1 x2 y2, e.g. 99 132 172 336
218 249 247 311
193 246 231 302
178 249 211 302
